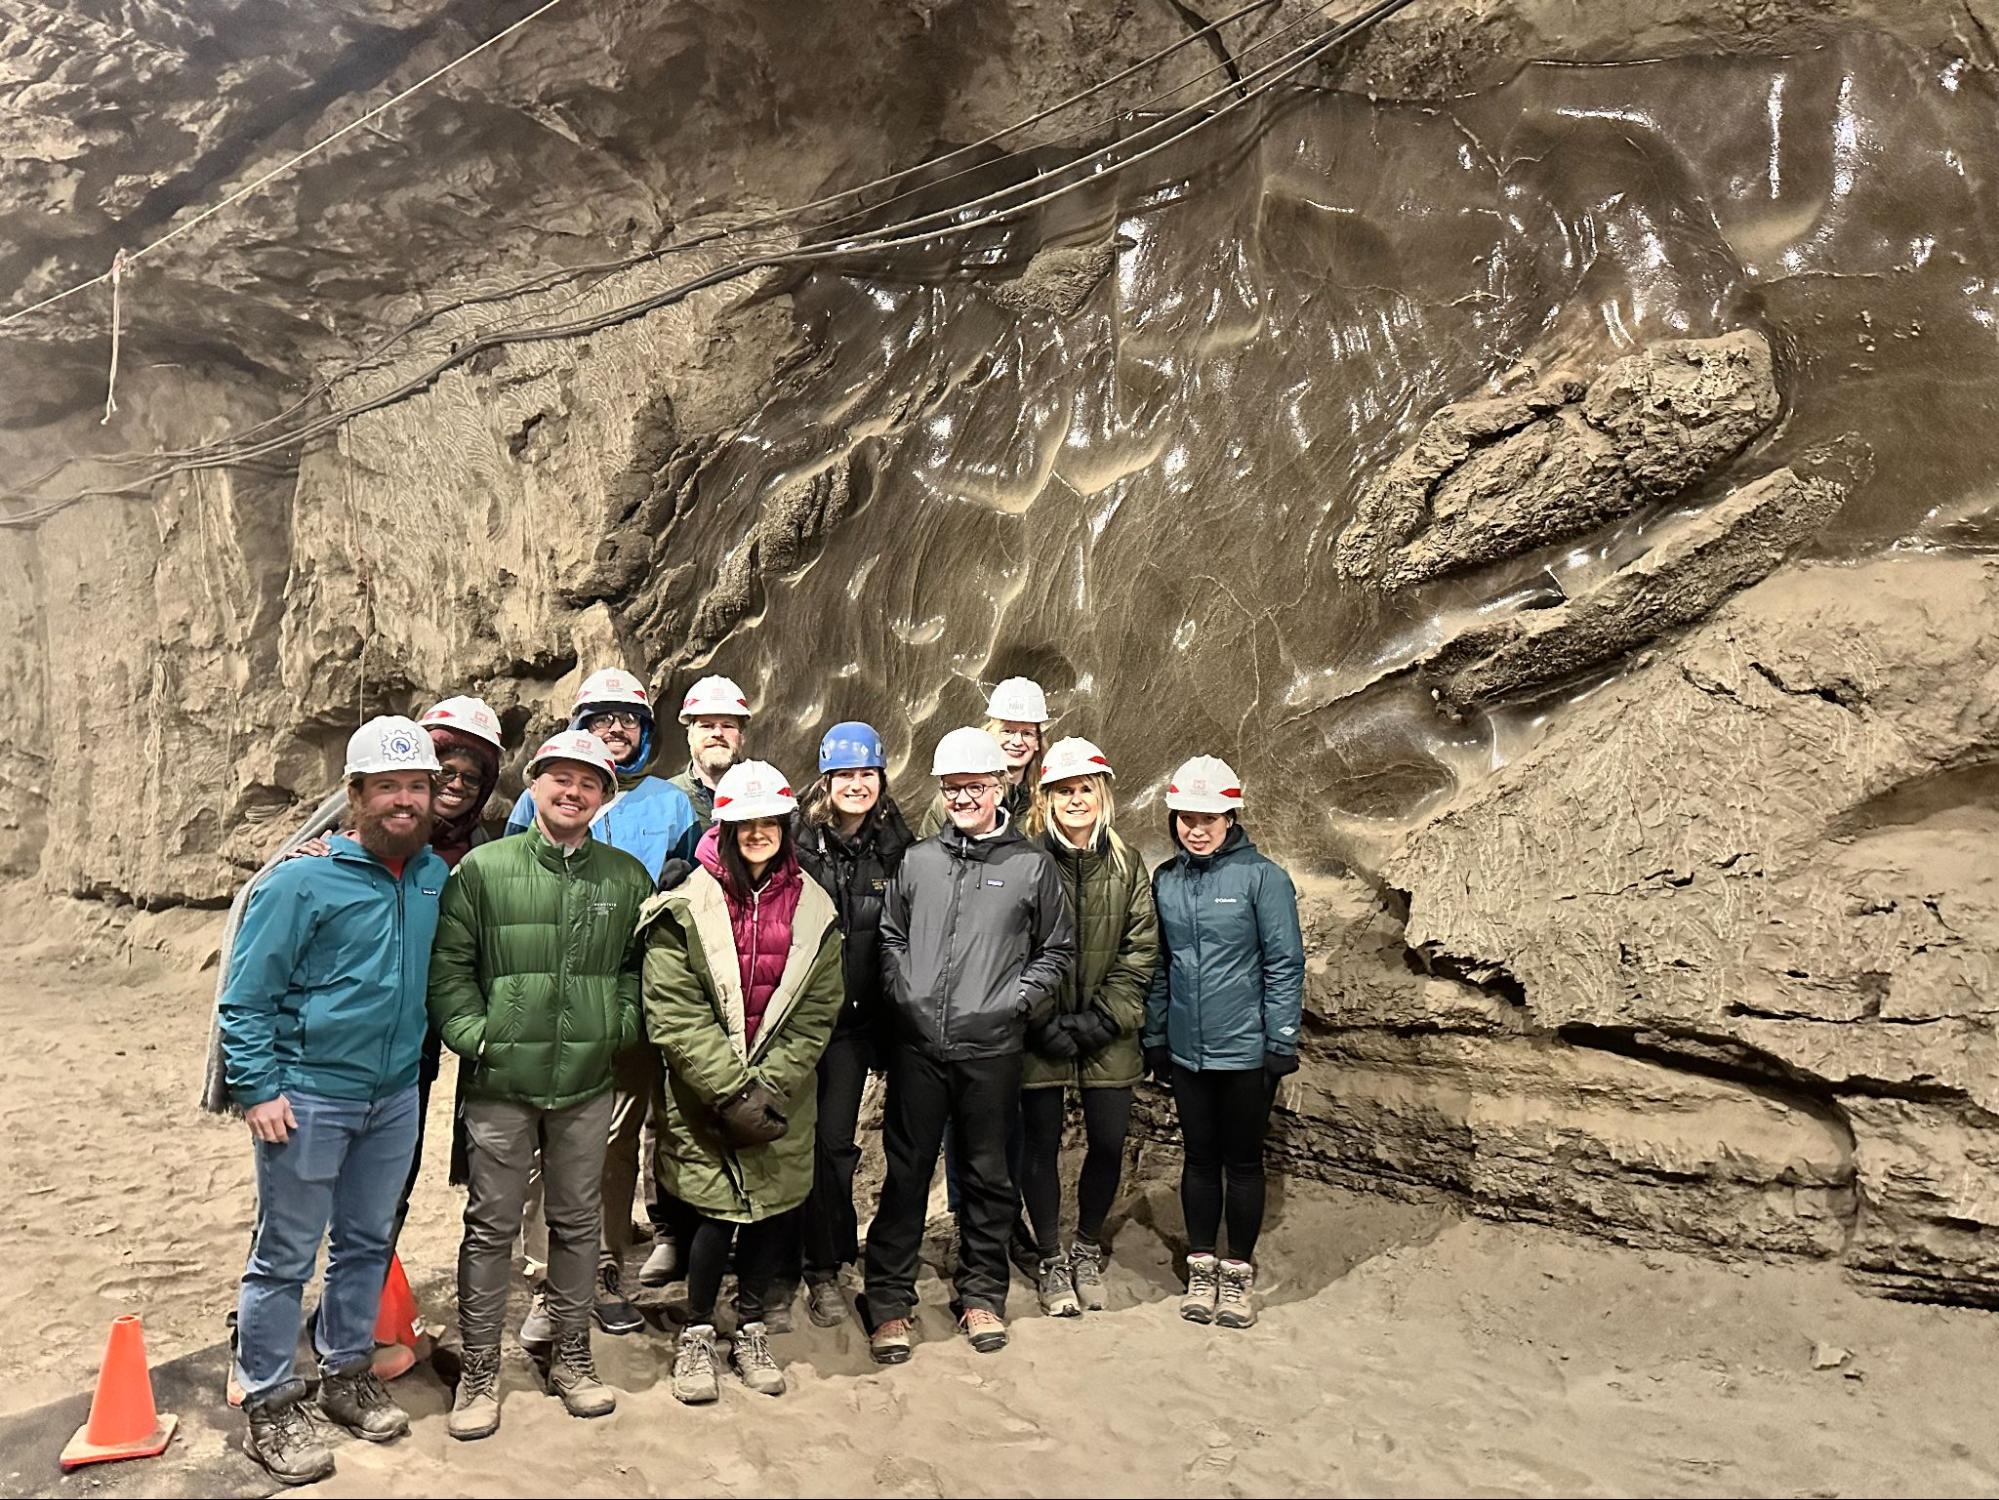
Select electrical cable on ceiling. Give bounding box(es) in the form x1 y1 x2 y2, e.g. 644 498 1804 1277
0 0 1420 527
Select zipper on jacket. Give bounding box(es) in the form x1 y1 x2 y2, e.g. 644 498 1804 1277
379 863 404 1093
747 884 762 1053
938 845 968 1049
1190 859 1205 1069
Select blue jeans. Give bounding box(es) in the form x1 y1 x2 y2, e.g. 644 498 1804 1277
235 1087 420 1402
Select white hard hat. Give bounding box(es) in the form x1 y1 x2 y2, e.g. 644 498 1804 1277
418 694 504 750
985 676 1049 724
573 668 652 713
679 674 752 723
345 716 442 777
1039 736 1115 787
526 730 619 793
931 726 1008 778
712 760 797 821
1164 755 1243 814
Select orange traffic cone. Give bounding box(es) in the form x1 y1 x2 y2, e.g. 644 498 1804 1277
371 1255 423 1380
60 1315 178 1471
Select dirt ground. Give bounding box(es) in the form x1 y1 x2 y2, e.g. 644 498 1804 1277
6 898 1999 1498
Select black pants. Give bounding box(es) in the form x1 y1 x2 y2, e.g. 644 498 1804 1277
865 1047 1023 1322
802 1031 873 1282
1018 1086 1134 1257
685 1213 796 1324
1170 1065 1274 1262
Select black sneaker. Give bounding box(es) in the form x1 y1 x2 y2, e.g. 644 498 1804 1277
318 1358 410 1442
592 1262 645 1335
243 1380 335 1486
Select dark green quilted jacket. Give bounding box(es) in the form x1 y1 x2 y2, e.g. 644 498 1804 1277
429 827 653 1110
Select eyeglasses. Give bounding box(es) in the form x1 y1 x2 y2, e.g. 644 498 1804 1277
940 781 999 805
585 712 643 731
436 769 481 789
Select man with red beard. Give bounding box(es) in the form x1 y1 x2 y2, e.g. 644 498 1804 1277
219 717 449 1485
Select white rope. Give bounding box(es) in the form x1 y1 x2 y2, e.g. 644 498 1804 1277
100 249 125 424
0 0 574 328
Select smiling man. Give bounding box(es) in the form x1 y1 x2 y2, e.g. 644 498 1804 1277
430 730 654 1440
219 717 448 1486
669 674 752 829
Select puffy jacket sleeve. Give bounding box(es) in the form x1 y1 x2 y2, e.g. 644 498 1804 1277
1016 850 1078 1024
618 908 644 1052
427 863 488 1061
1141 866 1171 1051
1255 861 1306 1056
754 926 844 1102
878 867 911 1012
504 790 535 836
1092 852 1159 1038
643 915 751 1108
218 870 316 1108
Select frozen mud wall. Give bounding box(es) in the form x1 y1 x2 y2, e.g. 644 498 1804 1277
4 1 1998 1296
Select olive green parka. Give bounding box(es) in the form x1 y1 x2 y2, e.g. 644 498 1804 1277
1023 824 1160 1090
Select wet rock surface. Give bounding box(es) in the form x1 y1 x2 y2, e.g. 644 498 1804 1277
3 4 1999 1296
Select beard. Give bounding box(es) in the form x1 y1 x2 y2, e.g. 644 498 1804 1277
696 743 737 778
353 802 434 861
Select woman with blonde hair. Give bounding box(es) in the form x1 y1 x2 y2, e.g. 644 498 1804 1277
1017 737 1158 1316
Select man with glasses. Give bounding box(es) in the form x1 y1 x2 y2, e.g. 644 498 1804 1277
506 666 699 1335
863 727 1075 1363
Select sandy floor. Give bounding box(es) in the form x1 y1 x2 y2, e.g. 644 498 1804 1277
7 897 1999 1498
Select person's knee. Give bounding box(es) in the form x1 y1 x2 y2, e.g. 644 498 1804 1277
244 1235 318 1286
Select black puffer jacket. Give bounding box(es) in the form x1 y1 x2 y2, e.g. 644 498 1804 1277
794 800 915 1043
880 811 1077 1061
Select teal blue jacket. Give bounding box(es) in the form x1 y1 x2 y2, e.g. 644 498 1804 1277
1142 825 1304 1072
219 835 447 1107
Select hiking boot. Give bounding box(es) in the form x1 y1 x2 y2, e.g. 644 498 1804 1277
1069 1239 1108 1312
1007 1225 1040 1280
869 1316 914 1365
518 1282 556 1346
672 1323 720 1404
1216 1259 1257 1329
730 1320 786 1395
243 1380 335 1486
1181 1253 1220 1324
549 1329 616 1417
446 1345 502 1441
749 1283 795 1335
1036 1254 1081 1317
638 1238 682 1287
318 1358 409 1442
960 1306 1008 1352
592 1262 645 1335
806 1278 849 1328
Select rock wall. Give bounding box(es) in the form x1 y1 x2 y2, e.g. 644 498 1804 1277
3 2 1998 1294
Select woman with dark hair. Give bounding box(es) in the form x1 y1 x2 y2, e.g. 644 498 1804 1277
638 761 844 1403
791 721 913 1328
1141 755 1304 1333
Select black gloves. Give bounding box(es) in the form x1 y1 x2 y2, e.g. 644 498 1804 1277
656 856 693 892
1144 1044 1173 1083
716 1078 788 1146
1028 1016 1082 1060
1264 1050 1300 1081
1067 1009 1119 1057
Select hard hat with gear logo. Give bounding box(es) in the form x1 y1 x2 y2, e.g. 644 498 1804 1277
1039 736 1115 786
418 694 504 750
930 726 1008 779
526 730 619 794
679 674 752 724
345 716 443 777
984 676 1049 724
818 721 887 773
712 760 797 821
1164 755 1243 814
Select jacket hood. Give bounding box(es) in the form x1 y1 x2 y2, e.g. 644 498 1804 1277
568 705 657 790
938 804 1024 861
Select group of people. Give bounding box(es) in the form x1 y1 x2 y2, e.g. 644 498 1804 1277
215 667 1305 1485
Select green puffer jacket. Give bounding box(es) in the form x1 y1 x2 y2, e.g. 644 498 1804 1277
1024 825 1160 1090
639 867 844 1223
428 828 654 1110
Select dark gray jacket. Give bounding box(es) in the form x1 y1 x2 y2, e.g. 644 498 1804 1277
879 811 1077 1061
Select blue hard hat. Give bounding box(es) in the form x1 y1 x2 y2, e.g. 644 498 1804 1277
819 721 887 773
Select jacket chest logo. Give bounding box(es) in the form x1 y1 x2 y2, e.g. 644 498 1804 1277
985 879 1006 889
1213 897 1239 905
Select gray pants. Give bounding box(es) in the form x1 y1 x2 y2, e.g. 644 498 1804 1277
600 1045 666 1268
459 1092 614 1347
